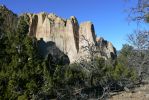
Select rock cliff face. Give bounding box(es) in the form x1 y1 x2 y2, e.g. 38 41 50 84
25 12 116 63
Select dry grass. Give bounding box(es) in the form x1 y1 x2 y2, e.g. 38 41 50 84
109 84 149 100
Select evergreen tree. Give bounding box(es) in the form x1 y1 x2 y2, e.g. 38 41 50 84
0 15 46 99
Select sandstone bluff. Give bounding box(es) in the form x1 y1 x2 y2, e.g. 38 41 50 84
25 12 116 63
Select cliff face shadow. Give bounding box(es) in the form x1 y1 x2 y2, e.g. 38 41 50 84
37 38 70 65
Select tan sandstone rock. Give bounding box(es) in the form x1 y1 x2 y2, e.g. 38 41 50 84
25 13 116 63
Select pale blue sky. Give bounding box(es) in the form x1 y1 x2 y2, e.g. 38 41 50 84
0 0 147 50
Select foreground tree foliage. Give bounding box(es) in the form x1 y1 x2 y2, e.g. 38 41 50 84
126 0 149 83
0 15 42 99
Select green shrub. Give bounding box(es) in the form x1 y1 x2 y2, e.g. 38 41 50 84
18 94 27 100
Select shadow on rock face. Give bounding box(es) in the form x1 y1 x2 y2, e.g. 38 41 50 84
37 38 70 65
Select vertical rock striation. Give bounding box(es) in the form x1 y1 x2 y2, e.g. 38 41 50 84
25 12 116 63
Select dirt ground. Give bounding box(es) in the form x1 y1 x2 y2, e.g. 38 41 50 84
109 84 149 100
